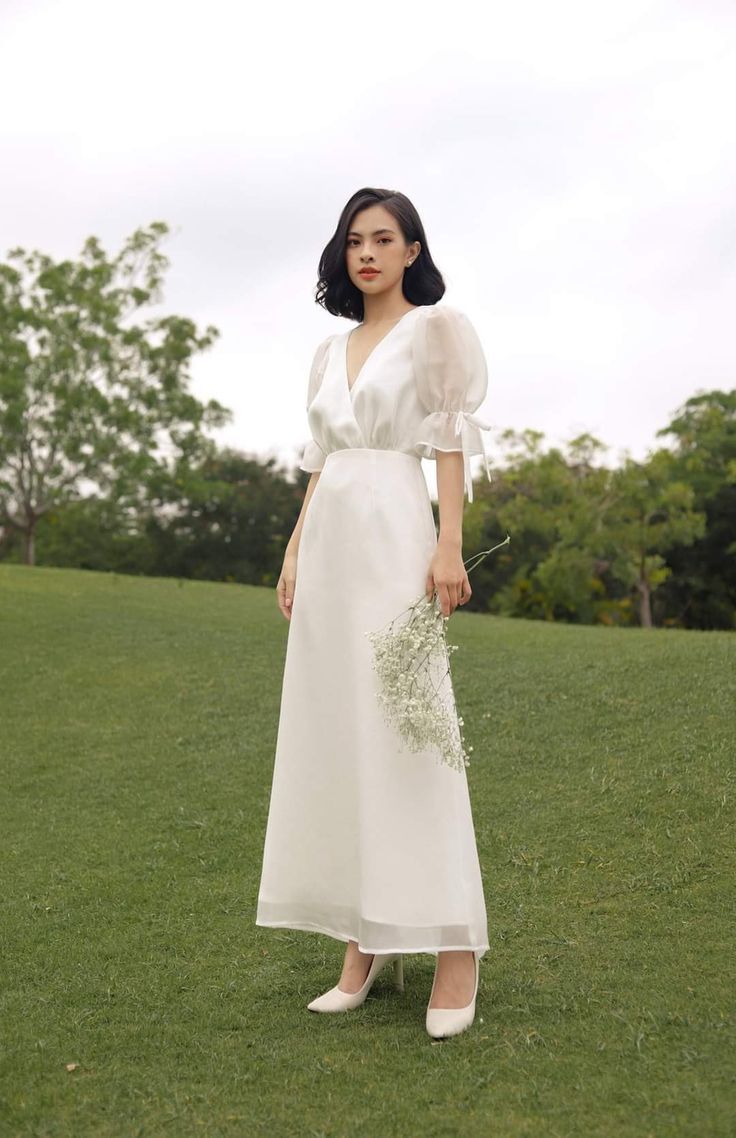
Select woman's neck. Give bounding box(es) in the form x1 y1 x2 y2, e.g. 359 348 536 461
361 287 415 326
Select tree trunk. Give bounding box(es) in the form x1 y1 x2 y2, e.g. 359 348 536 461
637 578 652 628
23 524 36 566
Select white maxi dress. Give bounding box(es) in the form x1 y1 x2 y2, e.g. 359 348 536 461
255 303 492 958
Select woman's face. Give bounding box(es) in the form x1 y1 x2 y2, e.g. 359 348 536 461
345 204 420 300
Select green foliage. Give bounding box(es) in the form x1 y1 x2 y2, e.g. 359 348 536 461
23 450 309 586
15 495 151 574
654 390 736 628
657 389 736 499
465 427 712 628
604 449 707 627
140 449 308 585
0 223 232 564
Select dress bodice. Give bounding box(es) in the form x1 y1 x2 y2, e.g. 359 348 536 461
299 303 491 502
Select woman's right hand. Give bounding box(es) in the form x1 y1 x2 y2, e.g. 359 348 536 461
276 549 298 621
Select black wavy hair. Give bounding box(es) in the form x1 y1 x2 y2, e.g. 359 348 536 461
315 187 445 322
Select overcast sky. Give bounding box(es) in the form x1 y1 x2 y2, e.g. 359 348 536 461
2 0 734 496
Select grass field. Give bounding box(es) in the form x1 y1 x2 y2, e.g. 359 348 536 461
0 563 734 1138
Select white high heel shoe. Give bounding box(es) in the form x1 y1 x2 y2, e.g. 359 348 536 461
307 950 404 1012
425 950 480 1039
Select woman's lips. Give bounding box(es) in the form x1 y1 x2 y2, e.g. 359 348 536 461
359 270 379 277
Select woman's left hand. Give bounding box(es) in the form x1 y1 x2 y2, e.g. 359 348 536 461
425 540 471 618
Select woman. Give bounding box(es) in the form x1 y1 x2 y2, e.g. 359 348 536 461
255 187 492 1039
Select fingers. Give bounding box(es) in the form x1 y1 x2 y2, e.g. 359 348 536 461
437 584 453 618
437 578 471 617
276 577 295 621
428 578 455 617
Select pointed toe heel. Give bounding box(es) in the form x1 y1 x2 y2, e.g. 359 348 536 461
307 950 404 1013
425 951 480 1039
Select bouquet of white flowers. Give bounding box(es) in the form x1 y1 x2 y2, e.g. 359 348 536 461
366 535 511 773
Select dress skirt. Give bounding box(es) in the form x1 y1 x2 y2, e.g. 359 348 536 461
255 447 490 958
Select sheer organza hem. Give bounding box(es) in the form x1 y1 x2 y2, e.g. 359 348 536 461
414 410 492 502
255 901 490 959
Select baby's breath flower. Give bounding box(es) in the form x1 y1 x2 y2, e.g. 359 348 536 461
365 535 511 773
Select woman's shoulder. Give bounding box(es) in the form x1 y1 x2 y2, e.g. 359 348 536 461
413 303 483 348
310 330 340 365
412 303 487 381
417 302 475 327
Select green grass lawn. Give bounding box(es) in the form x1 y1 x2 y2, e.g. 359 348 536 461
0 563 733 1138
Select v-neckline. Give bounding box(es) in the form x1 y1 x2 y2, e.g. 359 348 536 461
343 306 424 398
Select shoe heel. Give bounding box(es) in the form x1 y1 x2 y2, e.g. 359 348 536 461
307 949 404 1013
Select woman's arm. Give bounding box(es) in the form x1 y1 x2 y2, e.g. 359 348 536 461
424 451 471 617
276 471 321 620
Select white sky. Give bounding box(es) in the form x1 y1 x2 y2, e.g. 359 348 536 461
1 0 734 496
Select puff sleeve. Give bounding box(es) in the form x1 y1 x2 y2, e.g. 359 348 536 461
412 305 492 503
298 335 334 473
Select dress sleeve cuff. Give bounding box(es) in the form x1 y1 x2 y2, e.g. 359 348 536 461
415 409 492 503
299 439 327 473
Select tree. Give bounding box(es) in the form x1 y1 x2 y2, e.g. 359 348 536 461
138 448 310 584
655 390 736 628
0 222 231 565
490 430 619 623
472 430 706 627
604 450 707 627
